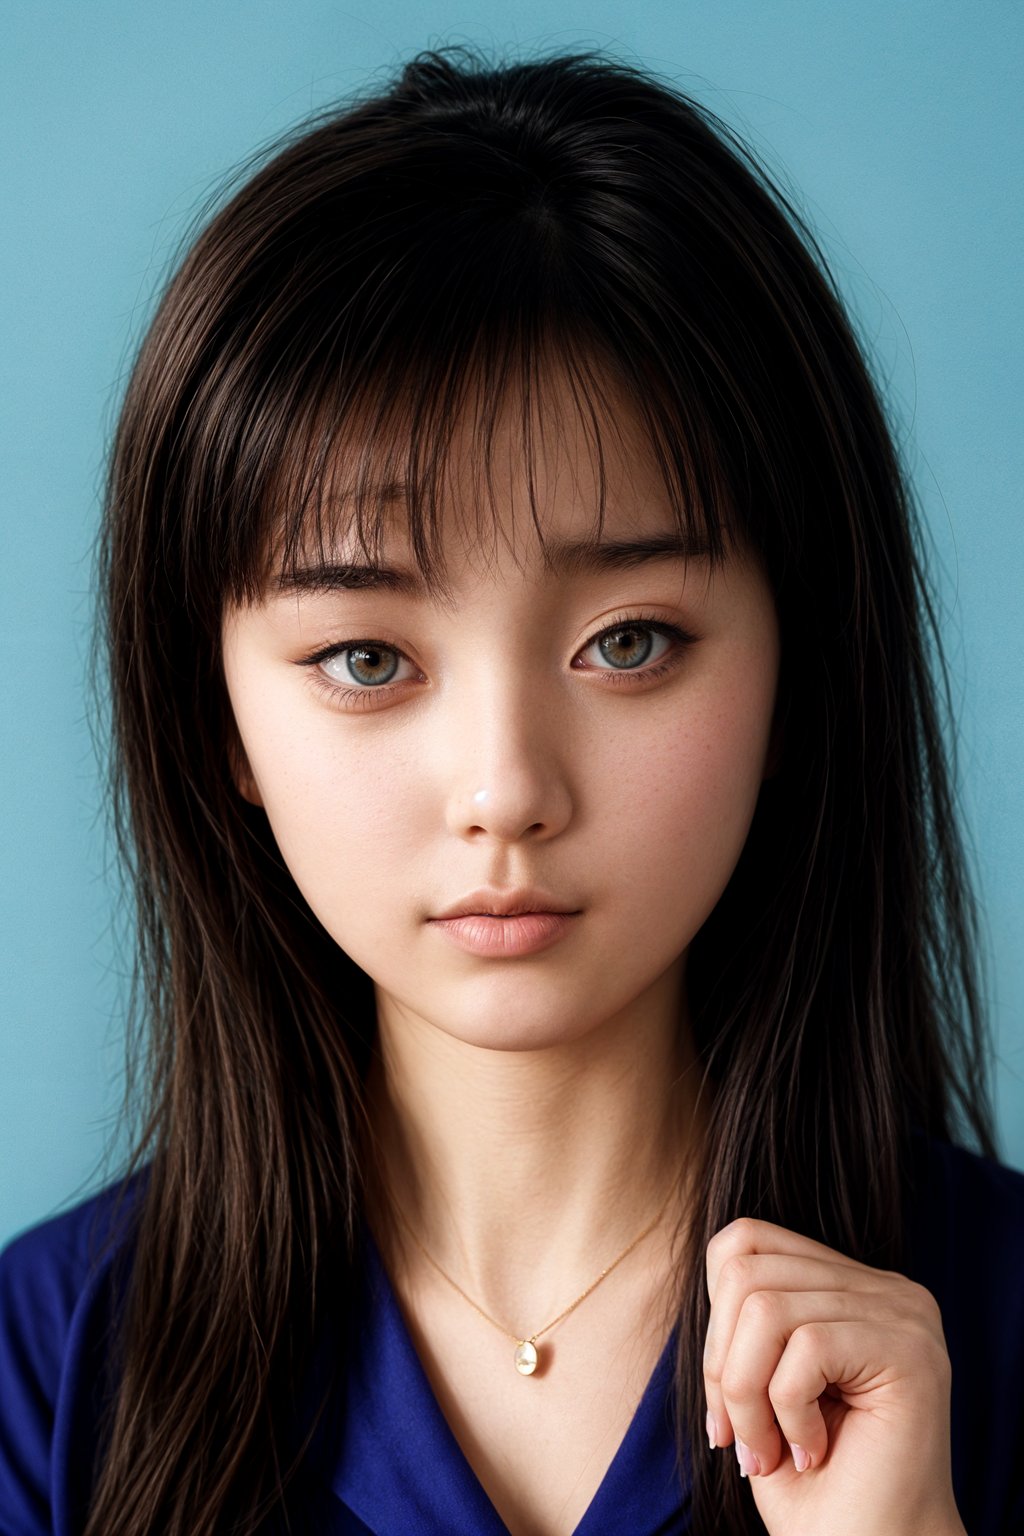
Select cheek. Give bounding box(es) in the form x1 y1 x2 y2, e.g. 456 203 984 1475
238 700 425 927
606 663 776 918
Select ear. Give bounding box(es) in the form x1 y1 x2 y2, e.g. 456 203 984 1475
226 726 264 807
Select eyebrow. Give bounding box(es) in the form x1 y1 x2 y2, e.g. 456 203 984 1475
274 532 710 597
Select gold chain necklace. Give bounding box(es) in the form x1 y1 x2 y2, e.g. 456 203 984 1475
387 1177 679 1376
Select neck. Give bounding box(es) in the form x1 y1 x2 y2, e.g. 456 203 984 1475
359 962 709 1328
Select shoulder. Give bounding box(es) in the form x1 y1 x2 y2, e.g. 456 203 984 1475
0 1165 148 1343
906 1128 1024 1534
907 1125 1024 1323
0 1167 149 1535
907 1125 1024 1299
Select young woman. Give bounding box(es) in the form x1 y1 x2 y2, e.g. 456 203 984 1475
1 43 1021 1536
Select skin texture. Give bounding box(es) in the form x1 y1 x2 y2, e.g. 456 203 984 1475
221 370 782 1321
220 371 964 1536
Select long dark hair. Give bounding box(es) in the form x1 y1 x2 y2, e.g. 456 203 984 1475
86 43 998 1535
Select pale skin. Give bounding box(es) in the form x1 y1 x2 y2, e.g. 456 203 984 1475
220 368 966 1535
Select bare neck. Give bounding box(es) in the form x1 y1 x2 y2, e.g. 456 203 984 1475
358 978 709 1329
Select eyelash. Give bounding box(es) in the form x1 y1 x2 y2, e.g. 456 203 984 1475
296 611 698 712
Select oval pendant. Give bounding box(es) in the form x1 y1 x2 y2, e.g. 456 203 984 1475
514 1339 539 1376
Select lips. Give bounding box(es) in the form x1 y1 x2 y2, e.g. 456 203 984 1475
431 887 580 920
428 909 579 958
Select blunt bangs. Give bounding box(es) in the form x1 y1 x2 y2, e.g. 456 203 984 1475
152 53 823 628
245 322 740 610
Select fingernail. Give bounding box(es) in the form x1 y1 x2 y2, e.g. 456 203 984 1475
706 1410 718 1449
792 1444 811 1473
735 1439 760 1478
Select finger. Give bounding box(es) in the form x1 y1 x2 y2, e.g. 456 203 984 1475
726 1316 920 1479
704 1259 894 1449
706 1251 891 1360
706 1289 852 1463
706 1217 886 1306
716 1294 863 1474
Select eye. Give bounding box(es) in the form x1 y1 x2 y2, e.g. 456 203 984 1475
297 638 420 710
580 620 673 671
298 613 696 711
574 614 696 683
320 643 411 689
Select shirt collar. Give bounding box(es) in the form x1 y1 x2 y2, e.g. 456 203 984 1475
329 1224 692 1534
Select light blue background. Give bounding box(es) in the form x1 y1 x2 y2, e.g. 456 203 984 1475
2 2 1021 1249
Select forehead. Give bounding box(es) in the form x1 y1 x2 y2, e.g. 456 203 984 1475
266 358 729 599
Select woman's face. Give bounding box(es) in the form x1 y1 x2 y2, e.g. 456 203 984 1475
221 373 781 1054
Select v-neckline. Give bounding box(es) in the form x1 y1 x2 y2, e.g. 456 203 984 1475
329 1222 690 1534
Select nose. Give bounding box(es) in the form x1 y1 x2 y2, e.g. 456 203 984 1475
443 687 574 844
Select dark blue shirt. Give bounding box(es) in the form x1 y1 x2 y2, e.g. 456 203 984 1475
1 1129 1023 1534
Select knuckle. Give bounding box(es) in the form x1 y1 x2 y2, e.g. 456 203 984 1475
767 1372 806 1409
888 1271 933 1306
721 1363 760 1402
718 1254 756 1290
790 1320 830 1355
893 1279 948 1351
741 1289 780 1326
916 1326 953 1377
724 1216 760 1244
707 1218 757 1260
